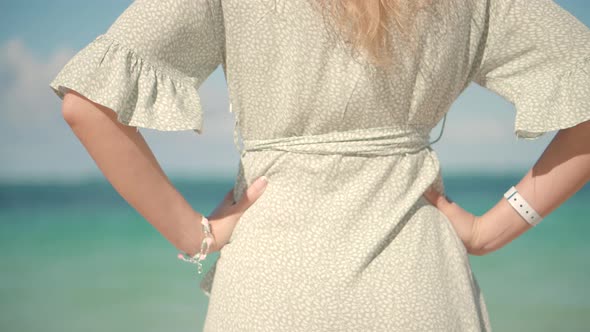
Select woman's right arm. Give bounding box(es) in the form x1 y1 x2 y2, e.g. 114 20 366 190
48 0 255 256
62 90 206 256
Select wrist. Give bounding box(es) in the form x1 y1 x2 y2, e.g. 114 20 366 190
177 214 216 275
472 190 536 256
503 185 543 226
179 212 208 257
466 215 487 256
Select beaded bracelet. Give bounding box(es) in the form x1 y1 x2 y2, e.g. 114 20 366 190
177 215 216 274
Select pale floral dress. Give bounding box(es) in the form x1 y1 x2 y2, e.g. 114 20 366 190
49 0 590 330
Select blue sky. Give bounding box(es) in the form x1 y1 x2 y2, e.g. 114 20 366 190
1 0 589 183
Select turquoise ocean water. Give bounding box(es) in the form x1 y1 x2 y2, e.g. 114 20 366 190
1 174 588 332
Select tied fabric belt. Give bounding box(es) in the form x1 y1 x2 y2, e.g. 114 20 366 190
236 125 441 157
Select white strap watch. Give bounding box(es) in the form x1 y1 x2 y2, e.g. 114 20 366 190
503 186 543 226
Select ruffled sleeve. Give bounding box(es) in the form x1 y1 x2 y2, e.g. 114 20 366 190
469 0 590 140
49 0 225 134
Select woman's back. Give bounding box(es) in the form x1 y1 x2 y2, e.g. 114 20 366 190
49 0 590 330
224 0 469 139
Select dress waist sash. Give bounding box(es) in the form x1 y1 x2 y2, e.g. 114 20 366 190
239 125 435 157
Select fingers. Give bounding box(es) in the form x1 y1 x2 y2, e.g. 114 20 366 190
234 176 269 211
423 186 453 208
423 187 462 220
208 188 235 219
222 188 235 205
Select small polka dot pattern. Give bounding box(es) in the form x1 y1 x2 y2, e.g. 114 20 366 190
48 0 590 330
49 0 225 134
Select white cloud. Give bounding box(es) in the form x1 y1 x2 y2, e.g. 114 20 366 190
0 37 560 182
1 37 73 126
0 37 239 182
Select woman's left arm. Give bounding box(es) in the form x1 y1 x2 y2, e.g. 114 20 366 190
424 0 590 255
425 119 590 256
469 119 590 255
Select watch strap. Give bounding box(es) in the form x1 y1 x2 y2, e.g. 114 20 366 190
503 186 543 226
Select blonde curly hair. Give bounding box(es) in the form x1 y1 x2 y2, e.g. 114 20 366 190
312 0 434 68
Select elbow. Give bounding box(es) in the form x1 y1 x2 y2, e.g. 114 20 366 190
60 89 120 129
559 118 590 140
61 90 90 127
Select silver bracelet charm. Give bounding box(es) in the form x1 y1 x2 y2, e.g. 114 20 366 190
177 215 216 274
503 186 543 226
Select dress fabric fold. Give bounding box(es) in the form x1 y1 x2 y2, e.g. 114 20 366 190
47 0 590 330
